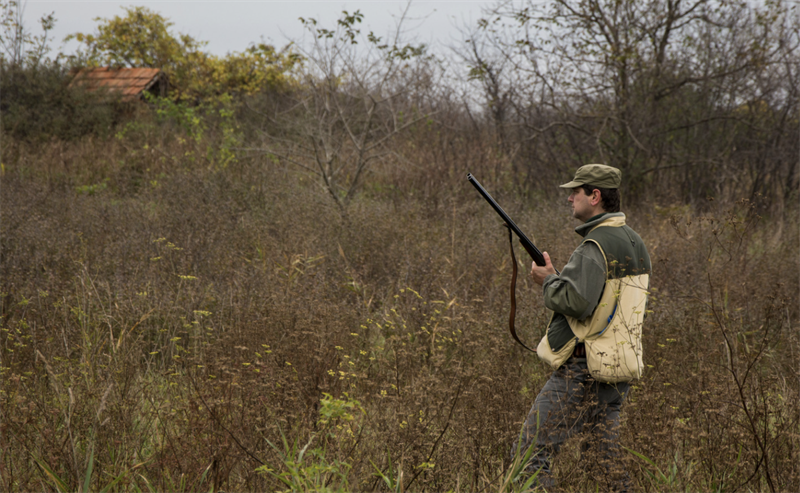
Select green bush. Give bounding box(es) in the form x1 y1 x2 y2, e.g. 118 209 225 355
0 61 126 141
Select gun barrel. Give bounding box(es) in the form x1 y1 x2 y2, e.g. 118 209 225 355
467 173 546 266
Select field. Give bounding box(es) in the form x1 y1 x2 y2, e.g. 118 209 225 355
2 0 799 489
1 109 798 492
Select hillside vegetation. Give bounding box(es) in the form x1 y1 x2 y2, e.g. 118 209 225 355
1 1 798 492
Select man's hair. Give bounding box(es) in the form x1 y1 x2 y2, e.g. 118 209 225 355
580 184 621 212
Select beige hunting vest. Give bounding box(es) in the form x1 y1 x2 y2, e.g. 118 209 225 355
538 215 652 383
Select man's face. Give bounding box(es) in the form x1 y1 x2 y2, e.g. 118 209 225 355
568 187 595 222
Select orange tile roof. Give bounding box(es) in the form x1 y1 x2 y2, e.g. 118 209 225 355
69 67 165 101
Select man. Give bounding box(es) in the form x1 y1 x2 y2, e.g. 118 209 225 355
513 164 652 491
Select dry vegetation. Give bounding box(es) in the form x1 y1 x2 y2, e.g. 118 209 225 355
2 1 799 491
1 102 798 492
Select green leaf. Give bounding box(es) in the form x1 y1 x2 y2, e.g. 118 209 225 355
34 457 69 493
82 446 94 493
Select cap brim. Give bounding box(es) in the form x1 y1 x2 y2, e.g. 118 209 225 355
559 180 583 189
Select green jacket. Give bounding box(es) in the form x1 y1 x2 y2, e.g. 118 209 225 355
537 212 652 382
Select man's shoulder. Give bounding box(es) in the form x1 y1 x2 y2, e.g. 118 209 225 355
573 239 606 266
584 214 650 262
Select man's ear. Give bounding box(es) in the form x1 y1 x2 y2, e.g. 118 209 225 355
591 189 602 206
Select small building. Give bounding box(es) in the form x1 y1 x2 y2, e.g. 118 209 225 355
69 67 167 102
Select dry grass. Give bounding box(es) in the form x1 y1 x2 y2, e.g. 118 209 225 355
1 117 798 492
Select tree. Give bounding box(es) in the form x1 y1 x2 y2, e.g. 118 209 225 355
0 0 55 68
254 8 436 213
0 1 122 141
459 0 799 209
186 43 300 99
67 6 298 101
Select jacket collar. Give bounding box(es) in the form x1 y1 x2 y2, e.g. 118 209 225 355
575 212 626 238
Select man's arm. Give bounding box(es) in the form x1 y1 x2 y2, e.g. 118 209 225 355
535 242 606 320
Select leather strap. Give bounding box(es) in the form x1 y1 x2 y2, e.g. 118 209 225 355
507 225 536 352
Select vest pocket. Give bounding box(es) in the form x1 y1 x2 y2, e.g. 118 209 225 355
547 314 576 352
584 328 643 383
537 334 577 370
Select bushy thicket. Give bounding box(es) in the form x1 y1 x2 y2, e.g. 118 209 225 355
1 93 798 491
0 61 128 141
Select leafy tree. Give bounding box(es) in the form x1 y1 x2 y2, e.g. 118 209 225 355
67 6 298 101
66 6 198 69
186 43 300 100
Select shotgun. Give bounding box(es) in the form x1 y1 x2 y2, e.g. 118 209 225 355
467 173 558 353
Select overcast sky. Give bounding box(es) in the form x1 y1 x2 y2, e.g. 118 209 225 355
22 1 490 57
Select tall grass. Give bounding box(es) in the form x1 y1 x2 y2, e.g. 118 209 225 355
1 114 798 492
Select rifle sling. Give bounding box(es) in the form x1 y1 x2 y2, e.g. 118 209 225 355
506 225 536 353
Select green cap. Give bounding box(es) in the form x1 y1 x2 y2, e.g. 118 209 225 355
559 164 621 189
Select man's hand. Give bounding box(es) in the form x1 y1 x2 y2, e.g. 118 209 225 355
530 251 557 286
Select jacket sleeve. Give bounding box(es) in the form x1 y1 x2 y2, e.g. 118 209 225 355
542 241 606 321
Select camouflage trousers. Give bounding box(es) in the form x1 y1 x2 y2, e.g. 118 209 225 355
512 358 631 491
